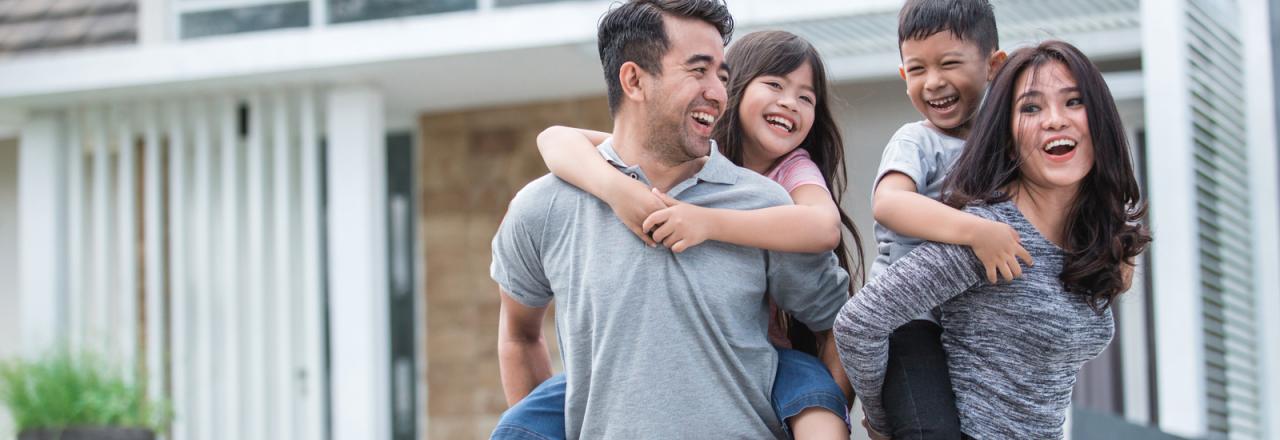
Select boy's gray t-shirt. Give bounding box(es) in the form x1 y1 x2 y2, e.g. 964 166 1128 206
491 139 849 439
871 121 966 320
871 121 967 277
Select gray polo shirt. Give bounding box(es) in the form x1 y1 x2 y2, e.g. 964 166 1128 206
491 139 849 439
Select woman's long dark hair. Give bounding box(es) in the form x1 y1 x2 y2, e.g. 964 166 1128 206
713 31 866 353
942 40 1151 311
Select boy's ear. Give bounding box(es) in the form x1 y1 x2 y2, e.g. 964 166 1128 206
898 64 907 81
619 61 648 103
987 50 1009 81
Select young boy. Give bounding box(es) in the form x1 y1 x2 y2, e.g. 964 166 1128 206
867 0 1026 438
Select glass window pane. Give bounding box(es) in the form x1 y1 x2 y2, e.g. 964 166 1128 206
494 0 589 7
180 2 310 39
328 0 476 24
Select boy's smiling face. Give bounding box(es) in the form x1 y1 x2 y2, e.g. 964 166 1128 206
900 31 1004 139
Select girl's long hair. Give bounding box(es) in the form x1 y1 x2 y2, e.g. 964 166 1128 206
942 40 1151 311
713 31 866 353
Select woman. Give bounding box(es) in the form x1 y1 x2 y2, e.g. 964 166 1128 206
834 40 1151 439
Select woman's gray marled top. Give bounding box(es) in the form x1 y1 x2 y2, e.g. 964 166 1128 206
834 200 1114 439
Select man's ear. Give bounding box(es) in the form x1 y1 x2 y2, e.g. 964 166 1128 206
987 50 1008 81
898 64 907 81
619 61 647 103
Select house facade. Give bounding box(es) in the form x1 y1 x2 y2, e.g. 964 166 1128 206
0 0 1277 439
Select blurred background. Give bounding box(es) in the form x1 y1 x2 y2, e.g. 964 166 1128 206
0 0 1277 439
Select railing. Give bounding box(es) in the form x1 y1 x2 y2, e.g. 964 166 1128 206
58 89 327 440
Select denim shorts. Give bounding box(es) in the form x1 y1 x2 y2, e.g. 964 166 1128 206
490 348 847 440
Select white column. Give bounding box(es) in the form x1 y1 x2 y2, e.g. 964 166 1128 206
271 91 296 440
325 85 389 440
1142 0 1207 437
138 0 169 44
115 106 138 379
245 93 269 440
218 96 243 439
191 99 217 439
141 103 166 406
66 112 84 354
89 109 112 352
299 88 326 440
1243 0 1280 437
18 112 63 357
166 100 192 440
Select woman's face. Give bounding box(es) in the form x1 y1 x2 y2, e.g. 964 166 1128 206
1011 61 1094 193
737 61 817 170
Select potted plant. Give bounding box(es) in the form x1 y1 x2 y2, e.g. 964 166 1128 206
0 353 169 440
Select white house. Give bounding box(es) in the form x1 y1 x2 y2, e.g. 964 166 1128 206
0 0 1276 439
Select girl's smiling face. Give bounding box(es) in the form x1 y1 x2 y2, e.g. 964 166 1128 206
738 61 817 173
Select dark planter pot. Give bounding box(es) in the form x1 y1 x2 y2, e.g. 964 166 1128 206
19 427 155 440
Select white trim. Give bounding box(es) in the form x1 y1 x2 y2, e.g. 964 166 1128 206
17 113 63 357
1142 0 1207 437
140 0 170 45
175 0 300 14
325 85 389 440
1242 0 1280 437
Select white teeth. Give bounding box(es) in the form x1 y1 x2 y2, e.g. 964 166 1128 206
1042 138 1077 152
765 115 794 132
691 111 715 125
928 96 958 107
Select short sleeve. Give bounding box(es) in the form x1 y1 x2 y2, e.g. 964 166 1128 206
874 131 930 194
766 250 850 331
766 149 829 194
490 183 555 308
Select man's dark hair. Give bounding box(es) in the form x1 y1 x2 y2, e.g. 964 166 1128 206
898 0 999 56
597 0 733 116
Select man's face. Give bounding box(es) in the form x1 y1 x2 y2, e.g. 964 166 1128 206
643 15 729 165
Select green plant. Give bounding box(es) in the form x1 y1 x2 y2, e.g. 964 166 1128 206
0 353 169 433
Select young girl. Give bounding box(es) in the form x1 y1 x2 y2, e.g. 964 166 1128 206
492 31 864 440
835 40 1150 439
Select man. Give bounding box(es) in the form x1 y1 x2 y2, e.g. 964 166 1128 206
491 1 849 438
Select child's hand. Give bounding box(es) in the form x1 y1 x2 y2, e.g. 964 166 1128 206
602 176 666 247
642 190 713 253
968 219 1034 283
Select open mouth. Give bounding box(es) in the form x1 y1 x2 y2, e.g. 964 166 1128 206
764 114 795 133
691 111 716 128
927 95 959 111
1042 138 1078 157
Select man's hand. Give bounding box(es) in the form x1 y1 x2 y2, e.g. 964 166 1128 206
602 176 667 247
642 190 714 253
862 417 891 440
966 218 1033 283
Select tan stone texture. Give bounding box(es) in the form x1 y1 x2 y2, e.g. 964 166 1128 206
419 96 609 439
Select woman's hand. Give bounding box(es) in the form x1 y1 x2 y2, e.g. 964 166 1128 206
642 190 715 253
602 177 666 247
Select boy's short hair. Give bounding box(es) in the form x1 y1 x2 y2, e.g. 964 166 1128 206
597 0 734 116
897 0 999 56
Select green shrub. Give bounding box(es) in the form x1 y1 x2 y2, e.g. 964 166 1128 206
0 353 169 433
